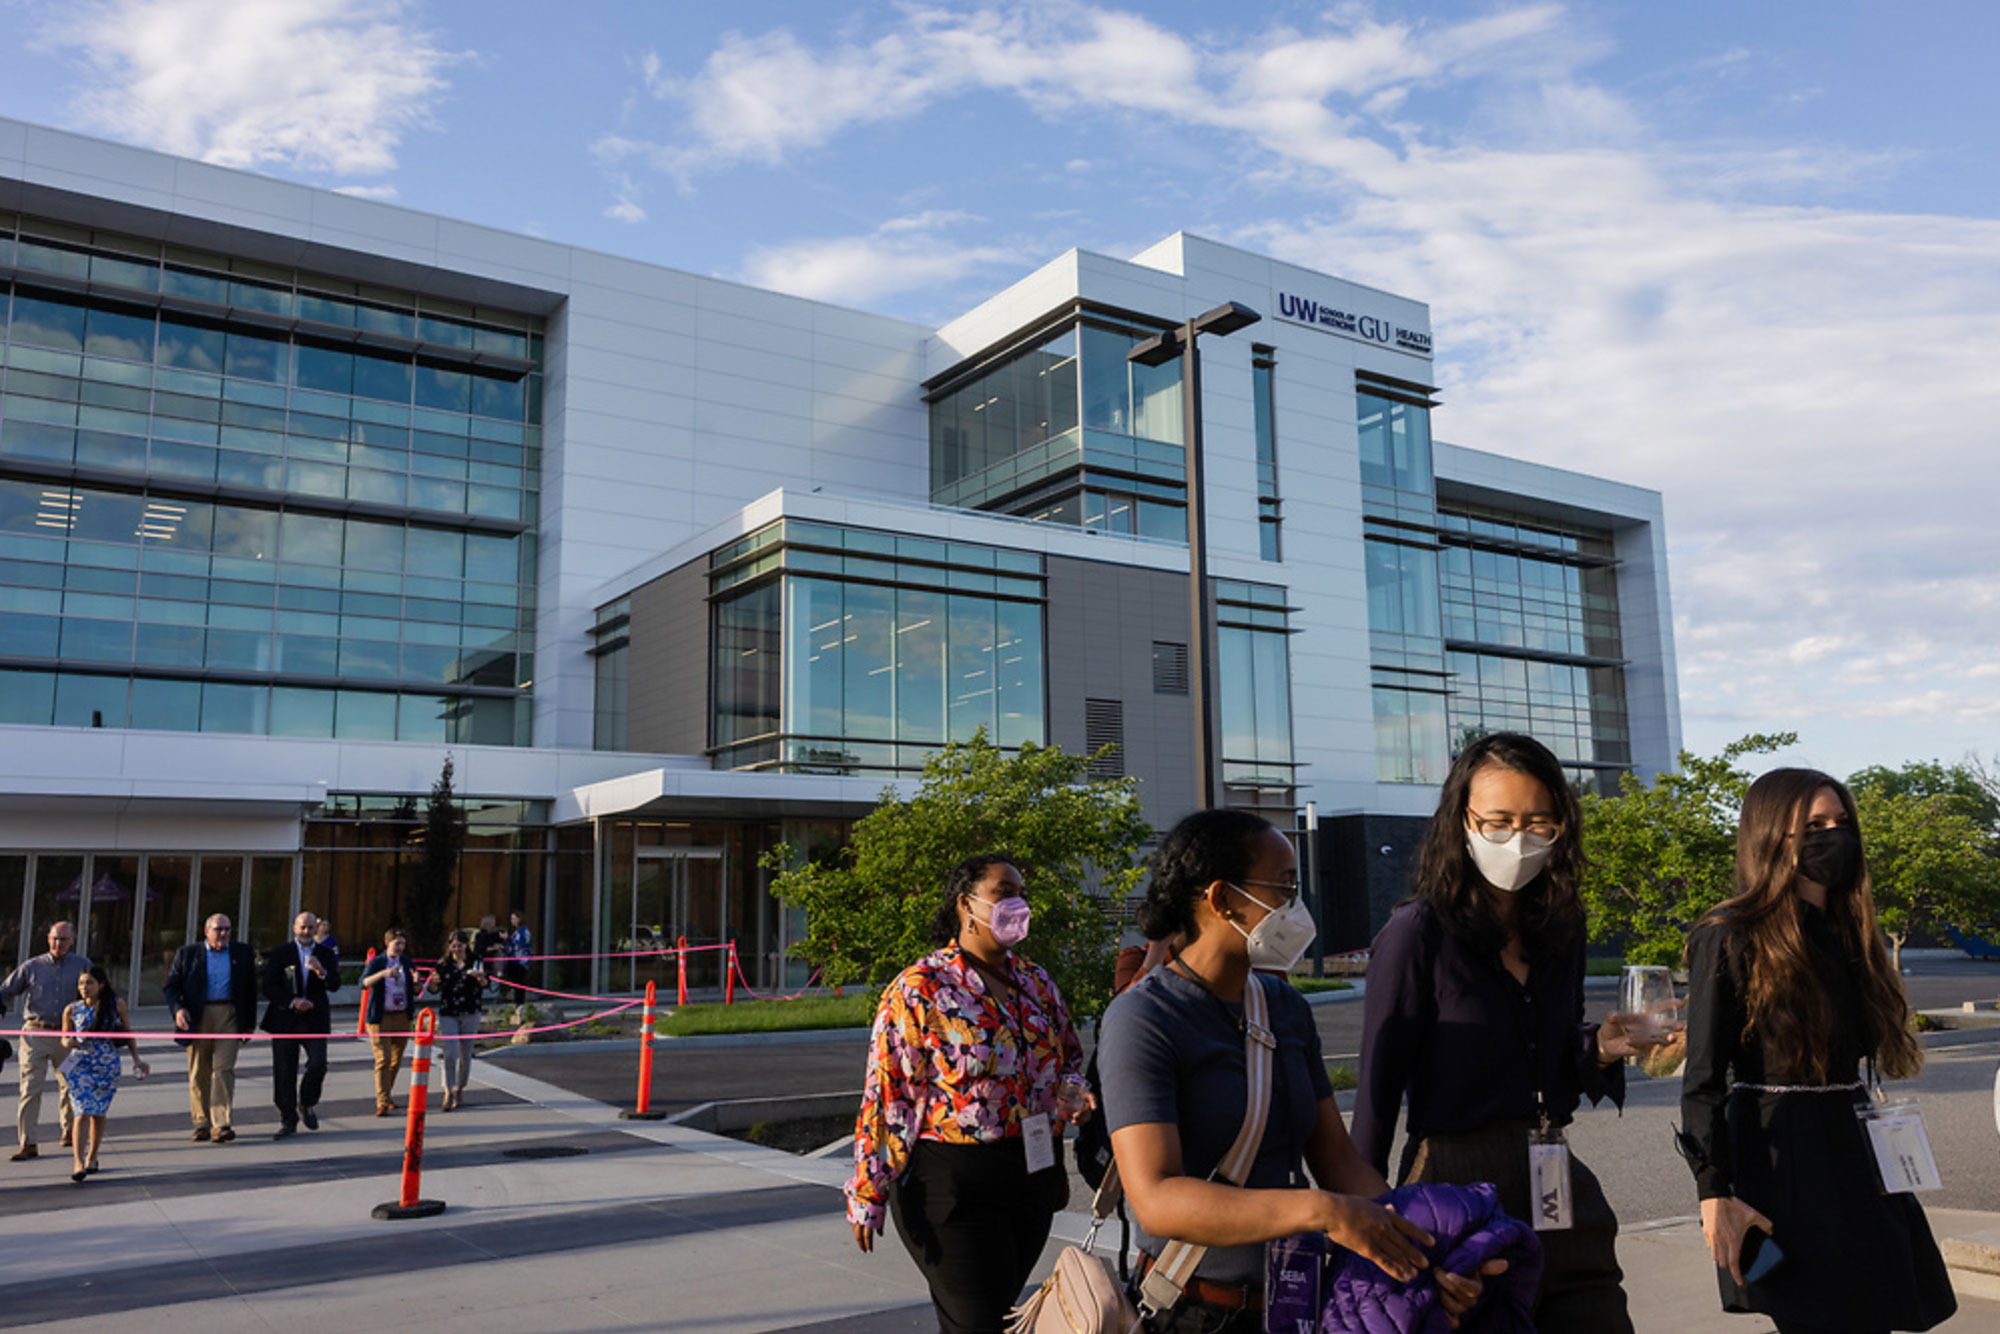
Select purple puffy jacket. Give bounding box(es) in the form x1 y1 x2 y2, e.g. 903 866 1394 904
1320 1182 1543 1334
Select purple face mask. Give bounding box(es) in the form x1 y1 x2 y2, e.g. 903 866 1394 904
971 895 1033 948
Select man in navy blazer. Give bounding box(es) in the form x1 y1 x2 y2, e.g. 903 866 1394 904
262 911 341 1139
162 914 258 1143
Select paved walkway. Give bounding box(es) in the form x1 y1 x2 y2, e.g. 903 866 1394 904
0 1027 1996 1331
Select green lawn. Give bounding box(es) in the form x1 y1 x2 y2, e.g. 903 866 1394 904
1325 1061 1357 1092
657 972 1351 1038
659 992 880 1037
1584 956 1627 977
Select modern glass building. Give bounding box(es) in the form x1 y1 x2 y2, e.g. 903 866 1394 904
0 116 1679 990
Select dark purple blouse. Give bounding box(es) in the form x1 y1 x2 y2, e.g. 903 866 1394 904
1353 898 1623 1178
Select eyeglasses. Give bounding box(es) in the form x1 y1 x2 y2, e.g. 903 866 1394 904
1467 810 1563 843
1235 877 1301 907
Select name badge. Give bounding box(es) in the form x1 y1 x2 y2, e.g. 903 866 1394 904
1859 1100 1942 1194
1021 1112 1056 1174
1264 1233 1325 1334
1527 1133 1575 1231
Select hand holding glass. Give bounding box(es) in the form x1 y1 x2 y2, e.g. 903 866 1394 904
1619 965 1682 1056
1054 1073 1095 1125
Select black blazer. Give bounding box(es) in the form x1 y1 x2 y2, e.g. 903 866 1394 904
260 941 342 1035
162 941 258 1042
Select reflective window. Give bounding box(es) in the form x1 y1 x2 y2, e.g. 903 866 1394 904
1219 626 1294 781
1373 685 1448 784
710 581 777 747
1365 539 1441 639
722 561 1045 772
1254 351 1280 562
930 318 1186 531
1357 391 1432 495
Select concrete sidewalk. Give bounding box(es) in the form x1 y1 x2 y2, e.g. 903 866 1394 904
0 1035 1995 1332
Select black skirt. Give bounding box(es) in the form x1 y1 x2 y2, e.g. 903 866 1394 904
1718 1087 1955 1332
1401 1118 1633 1334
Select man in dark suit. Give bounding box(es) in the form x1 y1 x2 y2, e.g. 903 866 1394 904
162 914 258 1144
262 910 341 1140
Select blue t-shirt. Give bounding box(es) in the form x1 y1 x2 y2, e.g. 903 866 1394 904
1098 965 1334 1283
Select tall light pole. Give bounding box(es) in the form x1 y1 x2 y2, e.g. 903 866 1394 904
1129 301 1260 812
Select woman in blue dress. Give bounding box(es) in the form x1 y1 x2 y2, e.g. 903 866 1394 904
60 964 148 1183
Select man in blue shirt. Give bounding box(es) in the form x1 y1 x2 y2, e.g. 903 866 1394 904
163 915 258 1143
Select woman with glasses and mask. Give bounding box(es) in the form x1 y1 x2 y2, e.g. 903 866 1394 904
1679 769 1953 1333
1101 808 1493 1332
1354 732 1664 1334
846 854 1093 1334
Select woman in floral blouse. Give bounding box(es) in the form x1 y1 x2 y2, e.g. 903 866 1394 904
846 854 1093 1334
422 930 489 1112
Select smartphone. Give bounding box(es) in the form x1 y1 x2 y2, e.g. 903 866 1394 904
1739 1226 1785 1284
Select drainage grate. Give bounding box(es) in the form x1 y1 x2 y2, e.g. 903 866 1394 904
502 1144 591 1159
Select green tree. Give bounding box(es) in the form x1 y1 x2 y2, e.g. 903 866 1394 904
408 757 465 953
1850 763 2000 970
1578 732 1798 965
765 732 1151 1017
1849 758 2000 835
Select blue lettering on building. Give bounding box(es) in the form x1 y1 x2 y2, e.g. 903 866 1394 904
1275 290 1432 357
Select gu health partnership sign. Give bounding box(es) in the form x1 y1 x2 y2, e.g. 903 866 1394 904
1275 291 1432 357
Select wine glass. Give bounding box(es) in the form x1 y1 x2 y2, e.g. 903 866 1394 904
1620 964 1680 1066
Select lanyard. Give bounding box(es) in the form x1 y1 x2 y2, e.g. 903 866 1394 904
961 947 1052 1109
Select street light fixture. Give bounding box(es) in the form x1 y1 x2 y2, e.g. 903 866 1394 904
1129 301 1261 811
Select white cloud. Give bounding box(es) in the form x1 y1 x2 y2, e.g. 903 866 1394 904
740 212 1026 307
44 0 456 176
601 170 647 224
332 182 397 200
623 4 2000 770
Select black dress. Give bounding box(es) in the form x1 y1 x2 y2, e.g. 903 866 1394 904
1678 908 1956 1332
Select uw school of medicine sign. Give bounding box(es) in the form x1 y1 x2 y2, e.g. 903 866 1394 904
1275 291 1433 357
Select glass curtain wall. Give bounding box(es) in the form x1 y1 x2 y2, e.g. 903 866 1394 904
0 212 541 744
1216 581 1296 805
1438 501 1630 792
709 520 1046 776
0 850 301 1003
301 796 588 988
929 315 1187 540
1357 378 1450 784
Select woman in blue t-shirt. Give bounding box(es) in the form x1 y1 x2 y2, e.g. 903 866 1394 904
1100 809 1488 1333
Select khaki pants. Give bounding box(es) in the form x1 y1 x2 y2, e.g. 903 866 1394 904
187 1006 242 1130
368 1013 412 1109
17 1030 74 1148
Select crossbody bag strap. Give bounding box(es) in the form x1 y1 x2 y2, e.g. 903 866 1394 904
1139 974 1277 1315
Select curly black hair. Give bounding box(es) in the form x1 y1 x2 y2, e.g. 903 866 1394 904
1136 808 1274 942
926 854 1020 948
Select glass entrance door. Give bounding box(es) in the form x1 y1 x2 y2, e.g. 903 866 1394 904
629 849 725 995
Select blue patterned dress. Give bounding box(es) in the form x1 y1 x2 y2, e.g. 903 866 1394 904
62 1003 124 1116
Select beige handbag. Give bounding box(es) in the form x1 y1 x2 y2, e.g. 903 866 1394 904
1008 974 1276 1334
1006 1167 1141 1334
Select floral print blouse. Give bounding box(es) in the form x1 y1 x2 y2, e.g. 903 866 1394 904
846 945 1086 1230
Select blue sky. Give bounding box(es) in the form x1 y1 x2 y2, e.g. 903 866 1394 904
1 0 1996 783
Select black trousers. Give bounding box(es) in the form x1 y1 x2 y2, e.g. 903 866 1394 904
271 1037 328 1126
1402 1120 1633 1334
889 1138 1062 1334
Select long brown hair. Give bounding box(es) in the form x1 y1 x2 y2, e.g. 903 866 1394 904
1409 732 1584 963
1703 767 1920 1081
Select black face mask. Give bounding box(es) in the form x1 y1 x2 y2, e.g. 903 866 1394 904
1796 825 1862 892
